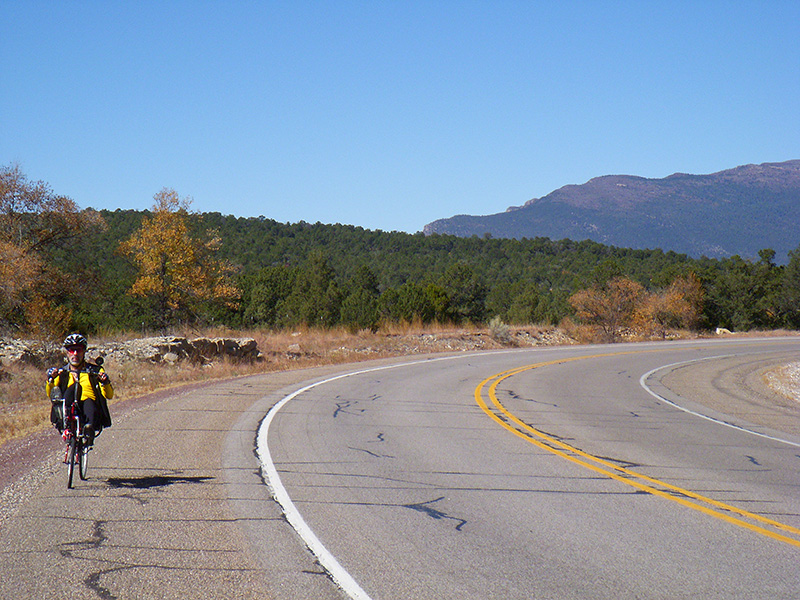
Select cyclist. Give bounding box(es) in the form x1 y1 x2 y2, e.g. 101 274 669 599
46 333 113 444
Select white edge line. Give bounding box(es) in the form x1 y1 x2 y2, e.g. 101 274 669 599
255 351 508 600
639 355 800 448
256 372 373 600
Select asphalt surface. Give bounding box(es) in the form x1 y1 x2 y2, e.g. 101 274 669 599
0 364 356 600
1 338 799 599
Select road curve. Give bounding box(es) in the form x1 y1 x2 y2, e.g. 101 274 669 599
0 338 798 599
260 338 800 599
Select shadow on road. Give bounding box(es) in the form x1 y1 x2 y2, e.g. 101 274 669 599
105 474 213 489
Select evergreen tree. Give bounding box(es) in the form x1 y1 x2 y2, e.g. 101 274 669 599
781 244 800 327
280 252 342 328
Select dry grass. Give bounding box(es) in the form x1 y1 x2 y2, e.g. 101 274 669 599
0 362 52 443
0 324 494 445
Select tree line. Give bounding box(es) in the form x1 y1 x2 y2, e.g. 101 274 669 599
3 164 800 339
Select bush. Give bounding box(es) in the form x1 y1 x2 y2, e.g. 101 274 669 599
488 316 512 345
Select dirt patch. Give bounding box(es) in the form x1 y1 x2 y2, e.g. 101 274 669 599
764 362 800 405
660 353 800 438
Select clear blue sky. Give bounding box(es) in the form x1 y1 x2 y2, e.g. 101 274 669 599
2 1 799 233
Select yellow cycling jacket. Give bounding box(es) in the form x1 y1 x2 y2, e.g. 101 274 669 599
46 367 114 402
47 364 114 428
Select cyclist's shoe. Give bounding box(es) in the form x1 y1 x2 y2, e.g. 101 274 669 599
83 424 95 446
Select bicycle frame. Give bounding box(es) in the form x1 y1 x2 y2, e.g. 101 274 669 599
59 396 90 488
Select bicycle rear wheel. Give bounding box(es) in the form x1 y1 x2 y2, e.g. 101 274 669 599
67 437 76 489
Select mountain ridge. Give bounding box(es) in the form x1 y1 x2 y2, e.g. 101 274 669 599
424 160 800 262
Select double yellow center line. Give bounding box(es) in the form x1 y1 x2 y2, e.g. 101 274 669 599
474 356 800 548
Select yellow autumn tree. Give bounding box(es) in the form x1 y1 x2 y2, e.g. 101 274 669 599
569 274 705 342
634 274 704 338
568 277 645 342
0 240 41 326
119 188 239 330
0 163 105 335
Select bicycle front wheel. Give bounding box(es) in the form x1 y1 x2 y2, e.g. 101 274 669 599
79 441 89 480
67 437 76 489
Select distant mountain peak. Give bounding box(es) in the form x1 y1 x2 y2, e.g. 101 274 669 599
424 160 800 262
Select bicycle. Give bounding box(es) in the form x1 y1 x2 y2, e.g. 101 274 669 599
51 384 91 489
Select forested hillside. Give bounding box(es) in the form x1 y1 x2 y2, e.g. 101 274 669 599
41 209 800 336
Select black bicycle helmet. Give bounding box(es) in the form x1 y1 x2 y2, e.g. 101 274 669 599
63 333 88 348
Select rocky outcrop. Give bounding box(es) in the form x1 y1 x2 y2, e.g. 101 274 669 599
0 336 262 368
0 340 62 368
96 336 262 365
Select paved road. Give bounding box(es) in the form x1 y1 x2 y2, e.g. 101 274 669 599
1 338 798 599
0 365 355 600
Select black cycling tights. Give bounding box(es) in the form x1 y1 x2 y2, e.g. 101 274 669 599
64 385 102 430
